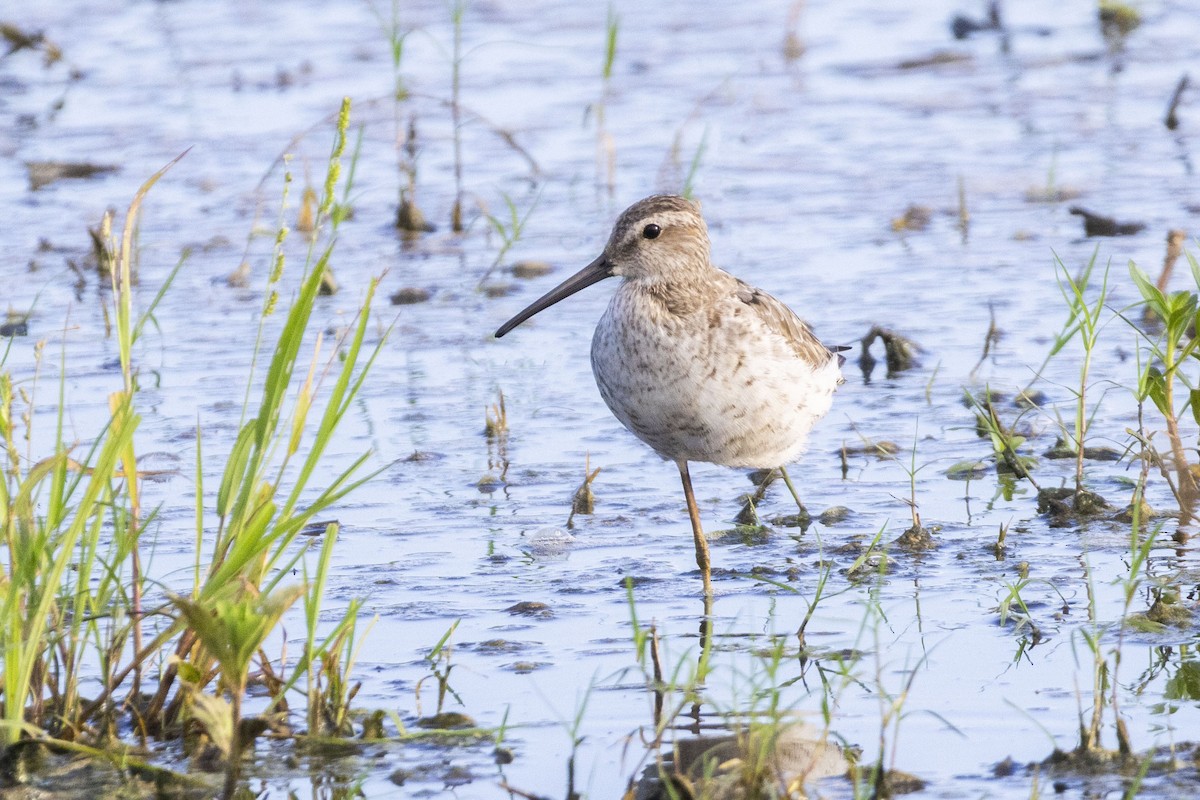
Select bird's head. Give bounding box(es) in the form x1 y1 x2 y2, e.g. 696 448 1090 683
494 194 711 338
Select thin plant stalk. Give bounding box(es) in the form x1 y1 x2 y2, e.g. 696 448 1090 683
450 0 465 231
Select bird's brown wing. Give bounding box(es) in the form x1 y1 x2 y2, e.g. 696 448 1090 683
734 280 838 369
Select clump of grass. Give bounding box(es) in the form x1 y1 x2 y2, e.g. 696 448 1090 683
966 389 1038 487
0 98 390 797
566 455 601 530
1046 251 1111 507
1127 255 1200 521
476 191 540 289
484 388 507 439
415 621 465 721
396 116 435 234
172 584 305 797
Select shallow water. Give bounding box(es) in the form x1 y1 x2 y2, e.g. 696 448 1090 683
4 0 1200 797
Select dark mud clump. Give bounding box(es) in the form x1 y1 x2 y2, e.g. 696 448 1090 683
841 440 900 459
396 197 436 233
504 601 552 618
893 523 937 550
1036 487 1111 526
510 260 554 279
391 287 433 305
1068 206 1146 237
25 161 117 190
1144 590 1194 626
416 711 476 730
859 326 921 381
1041 437 1122 461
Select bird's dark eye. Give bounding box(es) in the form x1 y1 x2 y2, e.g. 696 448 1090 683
642 223 661 240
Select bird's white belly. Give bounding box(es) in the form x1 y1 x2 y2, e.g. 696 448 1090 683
590 296 839 468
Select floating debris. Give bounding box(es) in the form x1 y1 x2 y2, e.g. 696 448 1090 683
859 325 922 381
483 283 516 298
360 710 386 739
299 519 337 537
770 511 811 529
1 318 29 337
818 506 852 526
1041 438 1122 462
894 523 936 549
841 440 900 459
951 1 1002 39
226 260 252 288
782 31 805 60
1068 206 1145 237
396 196 436 233
510 260 553 279
880 769 928 795
415 711 476 730
1024 186 1082 203
27 160 118 190
1113 496 1156 524
891 204 932 232
504 601 552 618
962 388 1007 408
1 23 62 65
402 451 442 464
1014 389 1047 408
484 390 507 439
1144 590 1193 626
318 268 338 295
472 639 527 655
476 473 502 493
1036 487 1111 526
390 287 432 305
896 51 972 70
566 457 601 529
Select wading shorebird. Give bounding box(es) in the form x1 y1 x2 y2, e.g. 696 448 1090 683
494 195 843 595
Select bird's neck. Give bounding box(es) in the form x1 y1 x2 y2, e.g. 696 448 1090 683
632 264 722 317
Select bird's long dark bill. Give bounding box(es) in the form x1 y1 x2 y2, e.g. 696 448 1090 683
494 254 612 338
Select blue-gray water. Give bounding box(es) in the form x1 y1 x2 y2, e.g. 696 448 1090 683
4 0 1200 796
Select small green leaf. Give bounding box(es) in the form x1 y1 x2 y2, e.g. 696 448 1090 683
1129 261 1166 318
1166 661 1200 701
176 660 203 685
945 460 988 480
217 422 255 519
1145 366 1169 416
188 692 235 757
